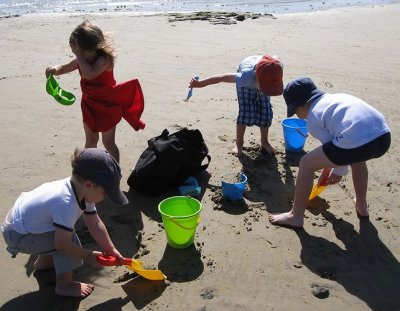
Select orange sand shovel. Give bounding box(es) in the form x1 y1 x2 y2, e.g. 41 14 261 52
97 255 166 281
308 169 332 201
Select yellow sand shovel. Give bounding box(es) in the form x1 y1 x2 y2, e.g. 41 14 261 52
308 168 332 201
97 255 166 281
308 183 327 201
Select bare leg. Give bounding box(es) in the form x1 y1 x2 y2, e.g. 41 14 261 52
351 161 369 217
34 255 54 270
260 127 275 155
83 123 99 148
269 146 336 228
232 124 246 156
55 271 94 298
101 127 119 163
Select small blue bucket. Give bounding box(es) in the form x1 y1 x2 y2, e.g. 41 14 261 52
281 118 308 152
221 172 247 200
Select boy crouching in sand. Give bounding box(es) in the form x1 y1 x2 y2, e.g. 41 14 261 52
269 77 391 228
1 148 127 298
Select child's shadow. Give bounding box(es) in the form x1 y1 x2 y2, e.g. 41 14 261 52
1 269 82 311
295 210 400 310
73 197 144 260
238 149 299 213
86 276 167 311
158 244 203 282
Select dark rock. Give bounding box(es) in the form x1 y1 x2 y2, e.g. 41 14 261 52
311 283 330 299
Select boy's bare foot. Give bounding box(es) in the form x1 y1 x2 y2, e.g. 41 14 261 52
231 145 243 156
55 281 94 298
269 211 304 228
34 255 54 270
261 141 275 155
353 198 369 219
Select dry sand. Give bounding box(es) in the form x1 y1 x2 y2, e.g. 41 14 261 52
0 4 399 311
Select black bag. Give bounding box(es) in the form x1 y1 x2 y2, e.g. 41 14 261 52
127 128 211 196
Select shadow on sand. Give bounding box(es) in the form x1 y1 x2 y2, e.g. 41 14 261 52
238 148 301 213
295 209 400 310
1 268 83 311
237 147 399 309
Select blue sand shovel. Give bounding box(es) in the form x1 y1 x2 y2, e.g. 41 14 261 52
185 76 199 101
179 177 201 197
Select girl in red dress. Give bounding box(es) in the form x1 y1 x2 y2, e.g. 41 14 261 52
45 20 145 162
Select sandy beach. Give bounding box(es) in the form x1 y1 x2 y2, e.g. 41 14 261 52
0 4 399 311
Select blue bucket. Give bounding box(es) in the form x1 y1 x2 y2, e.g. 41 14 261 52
281 118 308 152
221 172 247 200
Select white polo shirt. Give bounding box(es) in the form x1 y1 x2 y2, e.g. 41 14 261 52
307 93 390 176
308 93 389 148
8 177 96 235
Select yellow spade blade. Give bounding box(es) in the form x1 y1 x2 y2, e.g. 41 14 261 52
308 183 327 201
125 260 166 281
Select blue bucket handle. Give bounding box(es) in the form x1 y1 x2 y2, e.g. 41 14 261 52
295 128 308 138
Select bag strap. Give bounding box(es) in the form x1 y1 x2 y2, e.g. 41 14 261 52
199 155 211 171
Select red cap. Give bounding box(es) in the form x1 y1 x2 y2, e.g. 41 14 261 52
255 55 284 96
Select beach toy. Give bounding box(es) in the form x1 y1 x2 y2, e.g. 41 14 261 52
178 177 201 197
158 196 202 249
97 255 166 281
281 118 308 152
308 169 331 201
221 172 247 200
308 183 327 201
185 76 199 101
46 75 75 105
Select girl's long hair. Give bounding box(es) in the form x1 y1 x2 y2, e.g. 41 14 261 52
70 20 115 63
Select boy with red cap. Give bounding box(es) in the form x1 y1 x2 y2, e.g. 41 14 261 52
189 54 284 156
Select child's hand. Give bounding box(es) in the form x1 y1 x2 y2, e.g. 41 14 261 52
318 168 331 186
106 248 124 264
189 78 203 88
97 248 124 265
45 66 56 78
327 173 342 185
319 168 341 185
86 250 104 268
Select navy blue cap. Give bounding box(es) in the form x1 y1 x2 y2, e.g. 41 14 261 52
283 77 325 117
73 148 128 206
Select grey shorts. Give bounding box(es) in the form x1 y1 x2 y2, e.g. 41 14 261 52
1 225 83 274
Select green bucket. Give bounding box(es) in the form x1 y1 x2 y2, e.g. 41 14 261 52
158 196 202 249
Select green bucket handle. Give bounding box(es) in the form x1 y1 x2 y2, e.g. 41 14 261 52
167 215 201 230
164 196 201 230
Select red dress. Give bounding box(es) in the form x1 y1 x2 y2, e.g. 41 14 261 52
79 68 145 132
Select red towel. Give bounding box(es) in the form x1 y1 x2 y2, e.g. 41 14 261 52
80 69 145 132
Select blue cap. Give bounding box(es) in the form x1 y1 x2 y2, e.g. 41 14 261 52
283 77 325 117
73 148 128 206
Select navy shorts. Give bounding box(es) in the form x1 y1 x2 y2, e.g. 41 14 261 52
322 132 391 166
